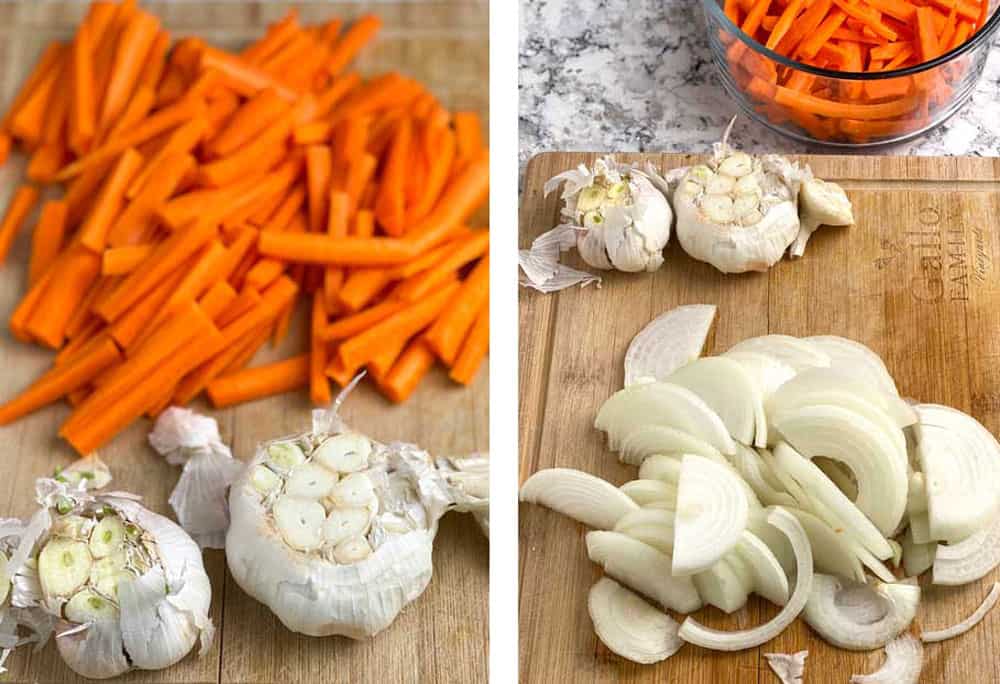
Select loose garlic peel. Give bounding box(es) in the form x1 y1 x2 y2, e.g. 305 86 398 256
7 467 212 680
226 389 489 639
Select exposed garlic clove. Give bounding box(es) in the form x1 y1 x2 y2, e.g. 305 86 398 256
687 165 714 185
330 473 378 511
51 515 95 540
719 152 754 178
323 508 373 546
735 174 762 197
39 538 93 597
313 433 371 474
734 194 761 218
250 465 282 496
89 515 126 559
272 496 325 551
606 182 629 201
378 513 413 535
285 463 337 500
90 551 131 600
332 535 373 564
702 195 735 223
706 174 736 196
267 442 306 471
678 181 702 198
65 588 120 624
740 209 765 227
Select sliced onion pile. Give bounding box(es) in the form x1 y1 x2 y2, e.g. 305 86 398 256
520 305 1000 671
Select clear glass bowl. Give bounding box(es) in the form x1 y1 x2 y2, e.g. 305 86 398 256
702 0 1000 146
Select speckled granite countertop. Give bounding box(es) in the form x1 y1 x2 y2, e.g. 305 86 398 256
519 0 1000 174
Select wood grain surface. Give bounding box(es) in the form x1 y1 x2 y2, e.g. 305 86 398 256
0 2 489 683
519 152 1000 683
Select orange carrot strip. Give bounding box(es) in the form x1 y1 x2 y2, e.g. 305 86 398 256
322 299 407 341
770 80 919 118
207 354 310 408
338 280 459 372
293 121 331 145
26 145 67 184
767 0 806 49
407 129 455 224
405 151 490 254
335 269 391 312
394 230 490 302
354 209 375 237
453 112 484 160
449 303 488 385
198 45 298 101
310 294 332 405
209 88 289 157
69 21 98 153
138 29 171 91
108 262 188 349
425 255 489 365
258 232 414 266
110 153 195 246
198 280 238 323
155 240 229 322
243 10 300 63
79 148 144 252
217 286 263 328
25 246 99 349
221 325 270 375
798 10 848 59
126 116 207 199
10 268 53 342
97 217 217 322
101 244 154 276
325 15 382 76
830 0 897 40
3 42 63 133
0 337 121 425
8 46 67 147
380 339 436 403
99 11 160 131
367 334 410 382
334 73 424 122
0 185 40 265
103 85 157 144
271 297 296 347
916 6 943 62
29 200 69 285
323 192 350 310
313 72 362 119
344 153 377 214
374 117 412 236
306 145 333 233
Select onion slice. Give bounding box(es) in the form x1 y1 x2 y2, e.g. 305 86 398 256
726 335 830 371
933 512 1000 585
519 468 638 529
624 304 716 387
614 509 675 554
802 574 919 650
729 444 797 508
736 530 790 606
722 350 797 402
805 335 899 397
678 507 813 651
672 455 750 575
596 382 737 455
586 531 702 613
915 404 1000 543
764 651 807 684
849 634 923 684
693 556 751 613
666 357 762 446
921 582 1000 643
621 479 676 508
588 577 684 664
616 425 726 467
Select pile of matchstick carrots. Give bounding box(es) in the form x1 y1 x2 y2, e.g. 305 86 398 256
0 1 489 455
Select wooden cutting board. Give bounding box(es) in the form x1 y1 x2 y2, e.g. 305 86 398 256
519 152 1000 684
0 2 488 683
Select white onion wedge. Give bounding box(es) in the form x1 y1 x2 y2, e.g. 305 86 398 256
806 335 899 397
595 382 736 455
849 634 923 684
693 556 751 613
785 508 865 582
747 510 795 576
771 404 908 536
617 425 726 466
772 442 893 560
729 445 797 508
519 468 638 529
803 574 919 650
621 479 677 508
921 582 1000 643
764 651 807 684
614 509 675 554
722 350 797 401
901 527 935 578
666 357 762 446
623 304 716 387
637 455 680 484
679 507 813 651
736 530 790 605
915 404 1000 543
672 455 750 575
586 531 702 613
933 512 1000 585
588 577 684 664
726 335 830 371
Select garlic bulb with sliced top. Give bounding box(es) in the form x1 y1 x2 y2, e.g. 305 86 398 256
673 128 804 274
544 156 673 273
6 459 212 680
225 382 489 639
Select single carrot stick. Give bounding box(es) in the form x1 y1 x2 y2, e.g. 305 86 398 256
258 231 415 266
424 255 489 365
767 0 806 49
40 57 72 149
69 21 98 154
154 240 229 323
62 280 102 341
344 153 377 214
394 230 490 301
0 185 40 265
110 153 195 246
797 10 848 59
198 45 298 101
56 320 105 367
830 0 897 41
126 115 207 200
3 42 63 132
8 46 67 147
323 191 350 309
313 72 362 119
453 112 484 161
381 339 437 403
26 145 67 184
96 217 217 322
325 15 382 75
65 159 114 227
55 95 206 181
99 11 160 131
338 280 459 372
109 262 189 349
375 118 412 236
208 88 289 157
138 29 171 91
310 294 332 405
771 81 919 118
207 353 309 408
101 244 154 276
243 10 300 63
29 200 68 285
321 299 407 341
0 337 121 425
26 246 103 349
775 0 832 56
79 147 144 252
449 303 488 385
405 151 490 254
916 6 943 62
407 129 456 224
198 280 238 322
217 286 263 328
306 145 333 233
10 266 53 342
366 334 410 383
354 209 375 237
335 269 391 312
